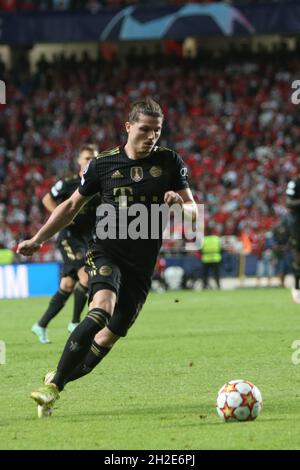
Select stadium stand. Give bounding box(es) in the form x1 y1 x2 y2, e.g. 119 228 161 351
1 42 299 263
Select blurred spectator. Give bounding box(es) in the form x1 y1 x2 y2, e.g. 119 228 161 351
255 232 275 287
201 227 222 289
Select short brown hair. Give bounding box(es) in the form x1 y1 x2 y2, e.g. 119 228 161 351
79 143 98 157
128 97 164 123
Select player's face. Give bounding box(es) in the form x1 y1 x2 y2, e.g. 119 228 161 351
126 114 163 155
78 150 94 172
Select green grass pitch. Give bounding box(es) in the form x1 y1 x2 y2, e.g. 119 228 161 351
1 288 300 450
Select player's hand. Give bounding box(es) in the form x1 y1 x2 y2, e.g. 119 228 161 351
164 191 183 207
17 239 42 256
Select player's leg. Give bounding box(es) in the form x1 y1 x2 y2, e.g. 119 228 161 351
30 251 123 414
32 238 82 343
64 272 151 384
288 222 300 302
276 256 284 287
42 252 122 387
213 262 221 289
292 250 300 303
68 266 89 332
50 288 116 391
32 274 151 417
64 326 119 384
282 252 291 288
32 276 75 344
267 257 274 287
55 288 120 386
202 263 209 289
31 287 116 412
32 286 117 417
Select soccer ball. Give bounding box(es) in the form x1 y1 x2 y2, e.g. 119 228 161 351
216 379 263 422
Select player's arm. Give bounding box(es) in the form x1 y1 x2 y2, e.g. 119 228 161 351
286 197 300 208
286 180 300 207
42 192 58 213
179 188 198 221
17 189 93 256
42 192 75 225
165 152 197 220
164 188 198 221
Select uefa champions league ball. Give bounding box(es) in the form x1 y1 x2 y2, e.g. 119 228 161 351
216 380 263 422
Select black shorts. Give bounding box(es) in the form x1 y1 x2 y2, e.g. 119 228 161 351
58 237 87 280
288 216 300 252
86 247 152 337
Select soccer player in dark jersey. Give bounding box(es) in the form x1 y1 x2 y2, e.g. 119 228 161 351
286 176 300 303
17 98 198 417
31 144 100 343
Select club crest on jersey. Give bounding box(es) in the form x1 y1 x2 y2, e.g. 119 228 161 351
99 266 112 276
150 166 162 178
131 167 143 182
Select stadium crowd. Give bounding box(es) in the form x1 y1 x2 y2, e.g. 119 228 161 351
1 44 299 262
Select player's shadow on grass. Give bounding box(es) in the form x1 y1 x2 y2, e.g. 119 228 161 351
21 402 285 426
32 403 240 425
29 404 287 426
36 403 205 420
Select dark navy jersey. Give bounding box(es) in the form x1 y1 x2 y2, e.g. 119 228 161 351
286 177 300 217
50 174 101 241
79 145 189 274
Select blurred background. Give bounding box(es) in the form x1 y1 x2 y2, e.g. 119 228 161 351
1 0 300 296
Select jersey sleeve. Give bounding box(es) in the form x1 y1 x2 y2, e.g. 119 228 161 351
286 179 300 199
170 152 189 191
78 158 101 196
50 179 68 201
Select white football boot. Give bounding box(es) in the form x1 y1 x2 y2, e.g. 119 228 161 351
291 288 300 304
36 371 57 418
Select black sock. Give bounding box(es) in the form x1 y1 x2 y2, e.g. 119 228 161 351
52 308 110 391
38 288 71 328
65 341 111 384
293 262 300 289
72 282 88 324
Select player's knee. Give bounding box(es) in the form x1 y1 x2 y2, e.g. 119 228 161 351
77 268 88 287
94 327 120 348
90 290 116 315
60 277 75 292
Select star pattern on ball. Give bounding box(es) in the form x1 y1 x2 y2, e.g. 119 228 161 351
222 404 234 419
242 392 256 409
224 383 236 393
